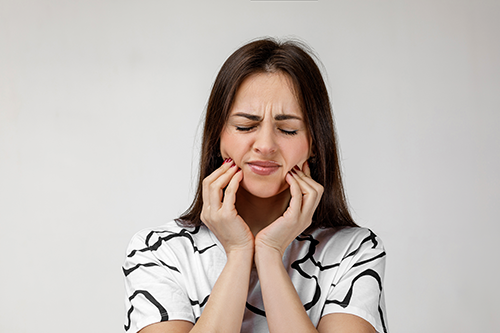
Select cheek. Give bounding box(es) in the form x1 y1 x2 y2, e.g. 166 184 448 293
289 139 311 164
220 131 242 161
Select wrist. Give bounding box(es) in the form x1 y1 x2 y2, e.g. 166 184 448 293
255 238 286 258
254 242 284 266
226 245 254 262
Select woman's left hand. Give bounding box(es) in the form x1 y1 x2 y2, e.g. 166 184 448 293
255 161 324 257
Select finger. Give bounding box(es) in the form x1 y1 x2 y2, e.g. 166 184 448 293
202 159 234 201
302 160 311 177
290 168 323 212
292 165 323 196
203 159 235 187
208 163 239 210
284 172 303 216
291 166 316 195
221 168 243 211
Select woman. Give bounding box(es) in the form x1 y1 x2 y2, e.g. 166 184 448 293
123 38 388 333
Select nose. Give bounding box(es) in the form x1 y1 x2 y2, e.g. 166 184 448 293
253 124 277 156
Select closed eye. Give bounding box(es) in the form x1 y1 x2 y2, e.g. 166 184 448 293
235 126 298 135
236 126 255 132
279 129 298 135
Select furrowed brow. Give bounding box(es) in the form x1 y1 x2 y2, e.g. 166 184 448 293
275 114 302 121
231 112 302 121
232 113 262 121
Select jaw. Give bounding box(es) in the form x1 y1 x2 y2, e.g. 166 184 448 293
236 181 291 215
239 170 290 199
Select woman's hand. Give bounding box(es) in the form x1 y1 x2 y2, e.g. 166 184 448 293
255 161 324 257
200 158 254 255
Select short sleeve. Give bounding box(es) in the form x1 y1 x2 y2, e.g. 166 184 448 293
322 230 389 333
123 230 195 332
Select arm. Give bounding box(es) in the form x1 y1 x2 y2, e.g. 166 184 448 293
317 314 377 333
140 249 253 333
255 163 377 333
254 245 317 333
139 160 254 333
254 247 377 333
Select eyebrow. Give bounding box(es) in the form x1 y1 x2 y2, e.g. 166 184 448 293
231 112 302 121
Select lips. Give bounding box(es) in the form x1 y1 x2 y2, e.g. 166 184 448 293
247 160 280 176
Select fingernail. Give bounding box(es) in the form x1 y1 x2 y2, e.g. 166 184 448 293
230 162 236 168
291 168 297 174
293 165 300 171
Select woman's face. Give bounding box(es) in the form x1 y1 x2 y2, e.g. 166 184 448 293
220 72 312 199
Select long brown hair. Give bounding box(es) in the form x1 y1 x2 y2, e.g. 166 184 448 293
178 37 357 230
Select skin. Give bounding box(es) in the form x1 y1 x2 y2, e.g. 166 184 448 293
139 73 376 333
220 72 312 236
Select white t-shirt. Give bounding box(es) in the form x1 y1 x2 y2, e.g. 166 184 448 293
123 220 389 333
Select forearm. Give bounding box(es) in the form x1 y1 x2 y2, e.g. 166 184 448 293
190 248 253 333
254 246 318 333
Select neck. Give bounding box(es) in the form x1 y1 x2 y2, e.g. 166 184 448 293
235 187 291 236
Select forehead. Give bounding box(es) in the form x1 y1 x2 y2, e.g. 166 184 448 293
230 72 302 116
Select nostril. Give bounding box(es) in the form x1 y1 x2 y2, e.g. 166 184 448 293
253 145 277 155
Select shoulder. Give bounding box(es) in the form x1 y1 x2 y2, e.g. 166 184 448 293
314 228 389 333
307 227 385 252
127 220 187 251
293 227 386 270
125 221 218 260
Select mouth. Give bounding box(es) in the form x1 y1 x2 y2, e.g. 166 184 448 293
246 160 281 176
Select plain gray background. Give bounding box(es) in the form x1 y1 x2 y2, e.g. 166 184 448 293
1 0 499 332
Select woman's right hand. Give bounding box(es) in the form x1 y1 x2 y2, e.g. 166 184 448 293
200 158 254 255
141 160 253 333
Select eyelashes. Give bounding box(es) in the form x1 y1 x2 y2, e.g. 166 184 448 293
235 126 253 132
280 129 298 136
235 126 298 136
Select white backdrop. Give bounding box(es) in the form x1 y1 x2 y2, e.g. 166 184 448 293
1 1 499 332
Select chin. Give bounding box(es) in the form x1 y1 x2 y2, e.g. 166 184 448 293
240 177 289 199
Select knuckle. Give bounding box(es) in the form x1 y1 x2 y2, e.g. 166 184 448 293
208 181 219 191
211 178 222 188
220 210 231 221
224 184 235 195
